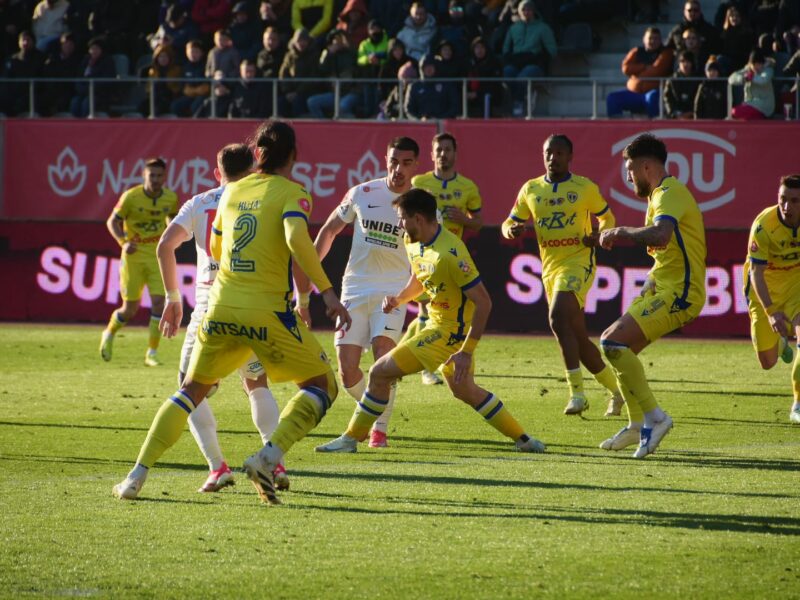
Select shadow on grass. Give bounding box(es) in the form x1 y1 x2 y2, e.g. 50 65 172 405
281 496 800 536
289 468 798 500
0 453 207 472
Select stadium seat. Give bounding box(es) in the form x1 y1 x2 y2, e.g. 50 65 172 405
112 54 130 78
558 23 594 56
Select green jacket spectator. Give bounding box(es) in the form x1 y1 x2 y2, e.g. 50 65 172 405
292 0 334 40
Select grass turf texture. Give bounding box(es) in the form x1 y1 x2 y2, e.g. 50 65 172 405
1 324 799 599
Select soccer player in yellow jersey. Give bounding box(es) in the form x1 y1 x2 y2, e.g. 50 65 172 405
598 133 707 458
502 134 623 417
409 132 483 385
113 121 351 503
315 188 545 454
744 175 800 423
99 157 178 366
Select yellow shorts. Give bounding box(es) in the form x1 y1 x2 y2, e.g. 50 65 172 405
628 288 702 343
542 263 595 309
187 304 331 385
119 251 164 302
390 321 474 378
747 288 800 353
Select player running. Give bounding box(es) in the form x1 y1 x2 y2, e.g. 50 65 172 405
743 175 800 423
502 134 623 417
113 120 350 503
409 132 483 386
99 157 178 366
598 133 706 458
303 137 419 449
315 188 545 454
155 143 289 492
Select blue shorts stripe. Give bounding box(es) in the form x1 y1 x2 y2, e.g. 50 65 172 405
357 402 381 417
485 401 504 420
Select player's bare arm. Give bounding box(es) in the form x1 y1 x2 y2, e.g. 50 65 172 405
751 262 790 336
383 274 424 313
156 221 191 338
445 206 483 230
445 281 491 385
107 212 136 254
314 210 348 261
599 219 673 250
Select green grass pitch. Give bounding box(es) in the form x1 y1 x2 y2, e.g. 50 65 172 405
1 324 798 598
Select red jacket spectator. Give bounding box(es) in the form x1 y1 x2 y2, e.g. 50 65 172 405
622 32 675 93
336 0 369 48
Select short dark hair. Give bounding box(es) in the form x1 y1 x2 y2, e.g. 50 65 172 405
677 50 694 63
249 120 296 173
387 136 420 157
644 26 661 37
748 48 766 65
392 188 437 221
433 132 457 151
622 133 668 165
187 39 204 50
217 143 253 178
544 134 573 153
144 157 167 170
780 174 800 189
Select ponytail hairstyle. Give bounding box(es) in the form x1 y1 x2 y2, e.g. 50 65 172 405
249 119 297 174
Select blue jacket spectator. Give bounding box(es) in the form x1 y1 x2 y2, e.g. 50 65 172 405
405 54 459 119
150 5 200 58
70 37 117 117
230 1 263 60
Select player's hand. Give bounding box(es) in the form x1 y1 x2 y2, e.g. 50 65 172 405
639 278 656 297
122 241 137 255
443 206 468 224
444 350 471 385
321 288 351 331
160 300 183 338
296 305 312 329
598 228 619 250
582 231 600 247
768 311 790 337
382 295 400 314
506 223 525 239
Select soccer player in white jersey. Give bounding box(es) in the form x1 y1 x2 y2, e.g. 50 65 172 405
301 137 420 449
156 143 289 491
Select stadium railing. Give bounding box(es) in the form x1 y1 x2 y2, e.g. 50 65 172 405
1 75 798 121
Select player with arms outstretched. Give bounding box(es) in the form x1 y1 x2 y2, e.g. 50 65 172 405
598 133 706 458
409 132 483 385
100 157 178 366
156 143 289 492
303 137 419 449
744 174 800 423
502 134 622 417
113 120 350 503
315 188 545 454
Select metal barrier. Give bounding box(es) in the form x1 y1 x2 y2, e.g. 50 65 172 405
1 75 798 120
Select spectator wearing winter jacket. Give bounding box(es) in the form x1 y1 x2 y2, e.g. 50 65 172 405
396 2 437 61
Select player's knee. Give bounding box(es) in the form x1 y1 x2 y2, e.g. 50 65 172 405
367 360 393 386
757 354 776 370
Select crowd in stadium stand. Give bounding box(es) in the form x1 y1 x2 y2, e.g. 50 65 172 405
0 0 798 119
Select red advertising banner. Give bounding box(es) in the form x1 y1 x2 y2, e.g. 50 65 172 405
1 120 436 222
1 221 751 337
443 119 799 230
3 119 798 227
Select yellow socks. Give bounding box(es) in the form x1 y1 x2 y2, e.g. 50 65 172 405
601 342 654 422
270 387 332 453
148 313 161 351
565 368 584 398
345 392 387 441
136 390 196 468
592 364 620 394
106 310 126 335
474 393 525 441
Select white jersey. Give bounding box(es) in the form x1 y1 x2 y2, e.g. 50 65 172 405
336 178 410 299
172 185 225 288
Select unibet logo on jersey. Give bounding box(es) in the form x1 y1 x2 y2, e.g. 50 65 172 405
360 218 402 249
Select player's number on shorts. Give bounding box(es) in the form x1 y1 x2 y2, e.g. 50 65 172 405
231 214 257 272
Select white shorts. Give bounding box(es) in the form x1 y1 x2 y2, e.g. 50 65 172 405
180 287 265 382
335 292 407 349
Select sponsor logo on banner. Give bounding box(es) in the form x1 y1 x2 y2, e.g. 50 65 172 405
609 129 736 213
347 151 386 188
48 147 87 197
